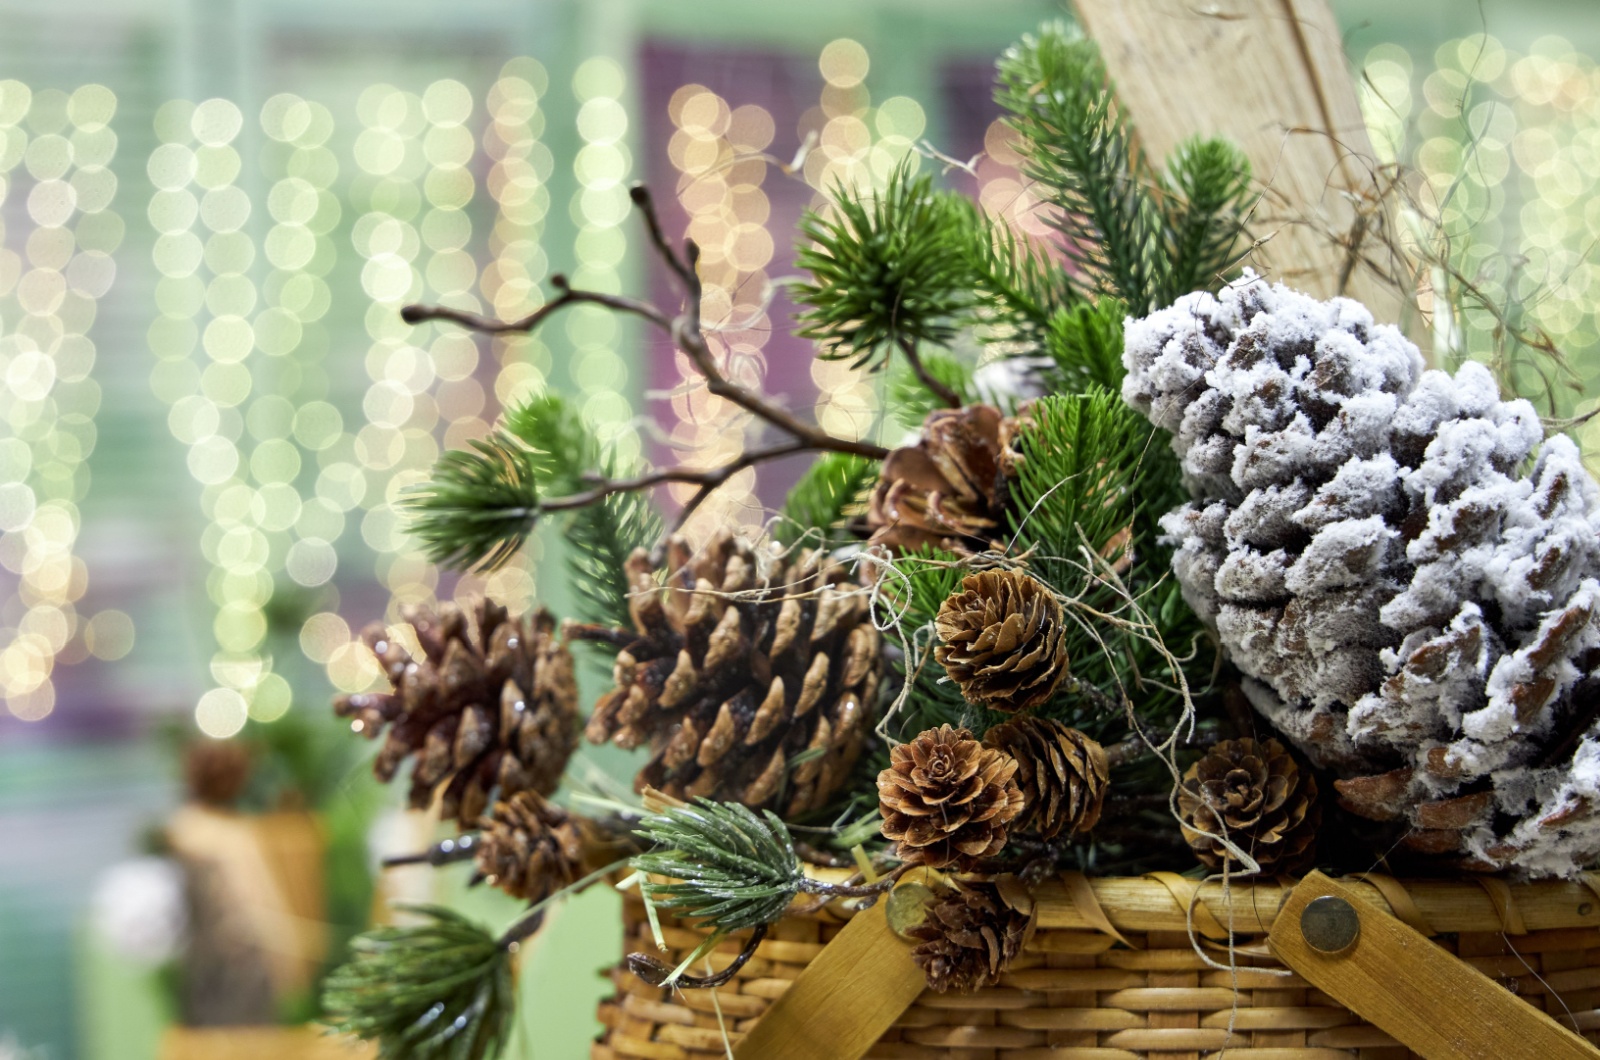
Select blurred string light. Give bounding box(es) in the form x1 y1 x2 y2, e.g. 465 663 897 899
0 81 124 721
1358 34 1600 472
567 57 642 467
148 96 275 737
660 39 940 537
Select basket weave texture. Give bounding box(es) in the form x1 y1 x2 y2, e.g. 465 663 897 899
592 880 1600 1059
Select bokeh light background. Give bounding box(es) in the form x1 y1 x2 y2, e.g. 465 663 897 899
1 1 1599 1057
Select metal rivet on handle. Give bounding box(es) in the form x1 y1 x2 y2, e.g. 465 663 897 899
1301 895 1361 954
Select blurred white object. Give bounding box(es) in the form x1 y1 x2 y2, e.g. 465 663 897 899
972 355 1055 407
89 856 187 967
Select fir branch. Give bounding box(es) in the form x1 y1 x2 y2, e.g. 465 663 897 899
504 394 661 630
322 905 514 1060
1162 136 1254 297
996 24 1166 311
774 452 878 548
403 433 541 572
965 207 1083 349
1040 297 1127 393
630 798 805 934
793 161 976 389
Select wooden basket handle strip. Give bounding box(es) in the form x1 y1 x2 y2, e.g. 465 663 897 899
1471 875 1529 935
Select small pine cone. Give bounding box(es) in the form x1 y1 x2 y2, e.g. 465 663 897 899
934 569 1068 713
578 528 880 818
474 791 584 903
984 717 1109 838
908 878 1031 993
184 739 252 807
878 724 1024 869
334 599 579 829
867 404 1010 554
1177 737 1319 873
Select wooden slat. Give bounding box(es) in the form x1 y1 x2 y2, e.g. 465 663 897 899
1072 0 1406 324
1028 874 1600 935
1268 871 1600 1060
730 900 924 1060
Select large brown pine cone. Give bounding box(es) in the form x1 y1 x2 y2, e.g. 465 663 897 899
335 599 578 829
1177 737 1319 873
908 878 1032 993
934 569 1068 713
984 717 1109 838
474 791 584 903
867 404 1009 553
878 724 1025 868
577 528 880 817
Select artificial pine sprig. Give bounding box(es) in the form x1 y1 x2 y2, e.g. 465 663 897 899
322 905 514 1060
997 24 1165 310
630 797 805 934
504 393 662 631
1041 298 1127 393
404 433 541 571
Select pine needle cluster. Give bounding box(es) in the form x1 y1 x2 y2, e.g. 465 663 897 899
322 906 514 1060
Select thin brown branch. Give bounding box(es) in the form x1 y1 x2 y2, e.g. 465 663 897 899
896 336 962 408
626 923 768 989
401 274 671 334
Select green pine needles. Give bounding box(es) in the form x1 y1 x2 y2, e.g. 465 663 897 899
996 23 1254 312
630 798 804 935
773 451 878 549
404 433 541 572
322 906 514 1060
793 163 977 370
504 393 661 631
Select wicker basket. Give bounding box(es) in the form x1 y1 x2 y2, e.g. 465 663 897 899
592 873 1600 1059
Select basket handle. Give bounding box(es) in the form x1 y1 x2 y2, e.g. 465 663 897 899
1268 870 1600 1060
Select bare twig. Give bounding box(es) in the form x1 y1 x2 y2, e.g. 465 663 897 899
627 924 768 989
896 336 962 408
400 183 889 545
381 833 479 869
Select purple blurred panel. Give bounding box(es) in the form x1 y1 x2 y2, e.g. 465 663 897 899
637 39 826 511
940 58 1006 195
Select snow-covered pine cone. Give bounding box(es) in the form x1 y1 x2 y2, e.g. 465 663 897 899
578 528 880 817
1123 272 1600 877
335 600 579 828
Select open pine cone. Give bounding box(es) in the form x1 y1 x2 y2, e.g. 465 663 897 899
335 599 578 828
578 528 880 817
878 724 1024 868
907 877 1032 993
474 791 584 903
934 569 1068 712
984 716 1109 838
867 404 1010 553
1177 737 1319 874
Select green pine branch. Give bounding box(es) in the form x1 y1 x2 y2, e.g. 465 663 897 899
964 206 1083 349
1040 297 1127 393
793 161 977 370
1162 136 1255 297
404 433 541 572
631 798 804 934
322 905 514 1060
504 393 661 631
774 452 878 548
996 24 1166 311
